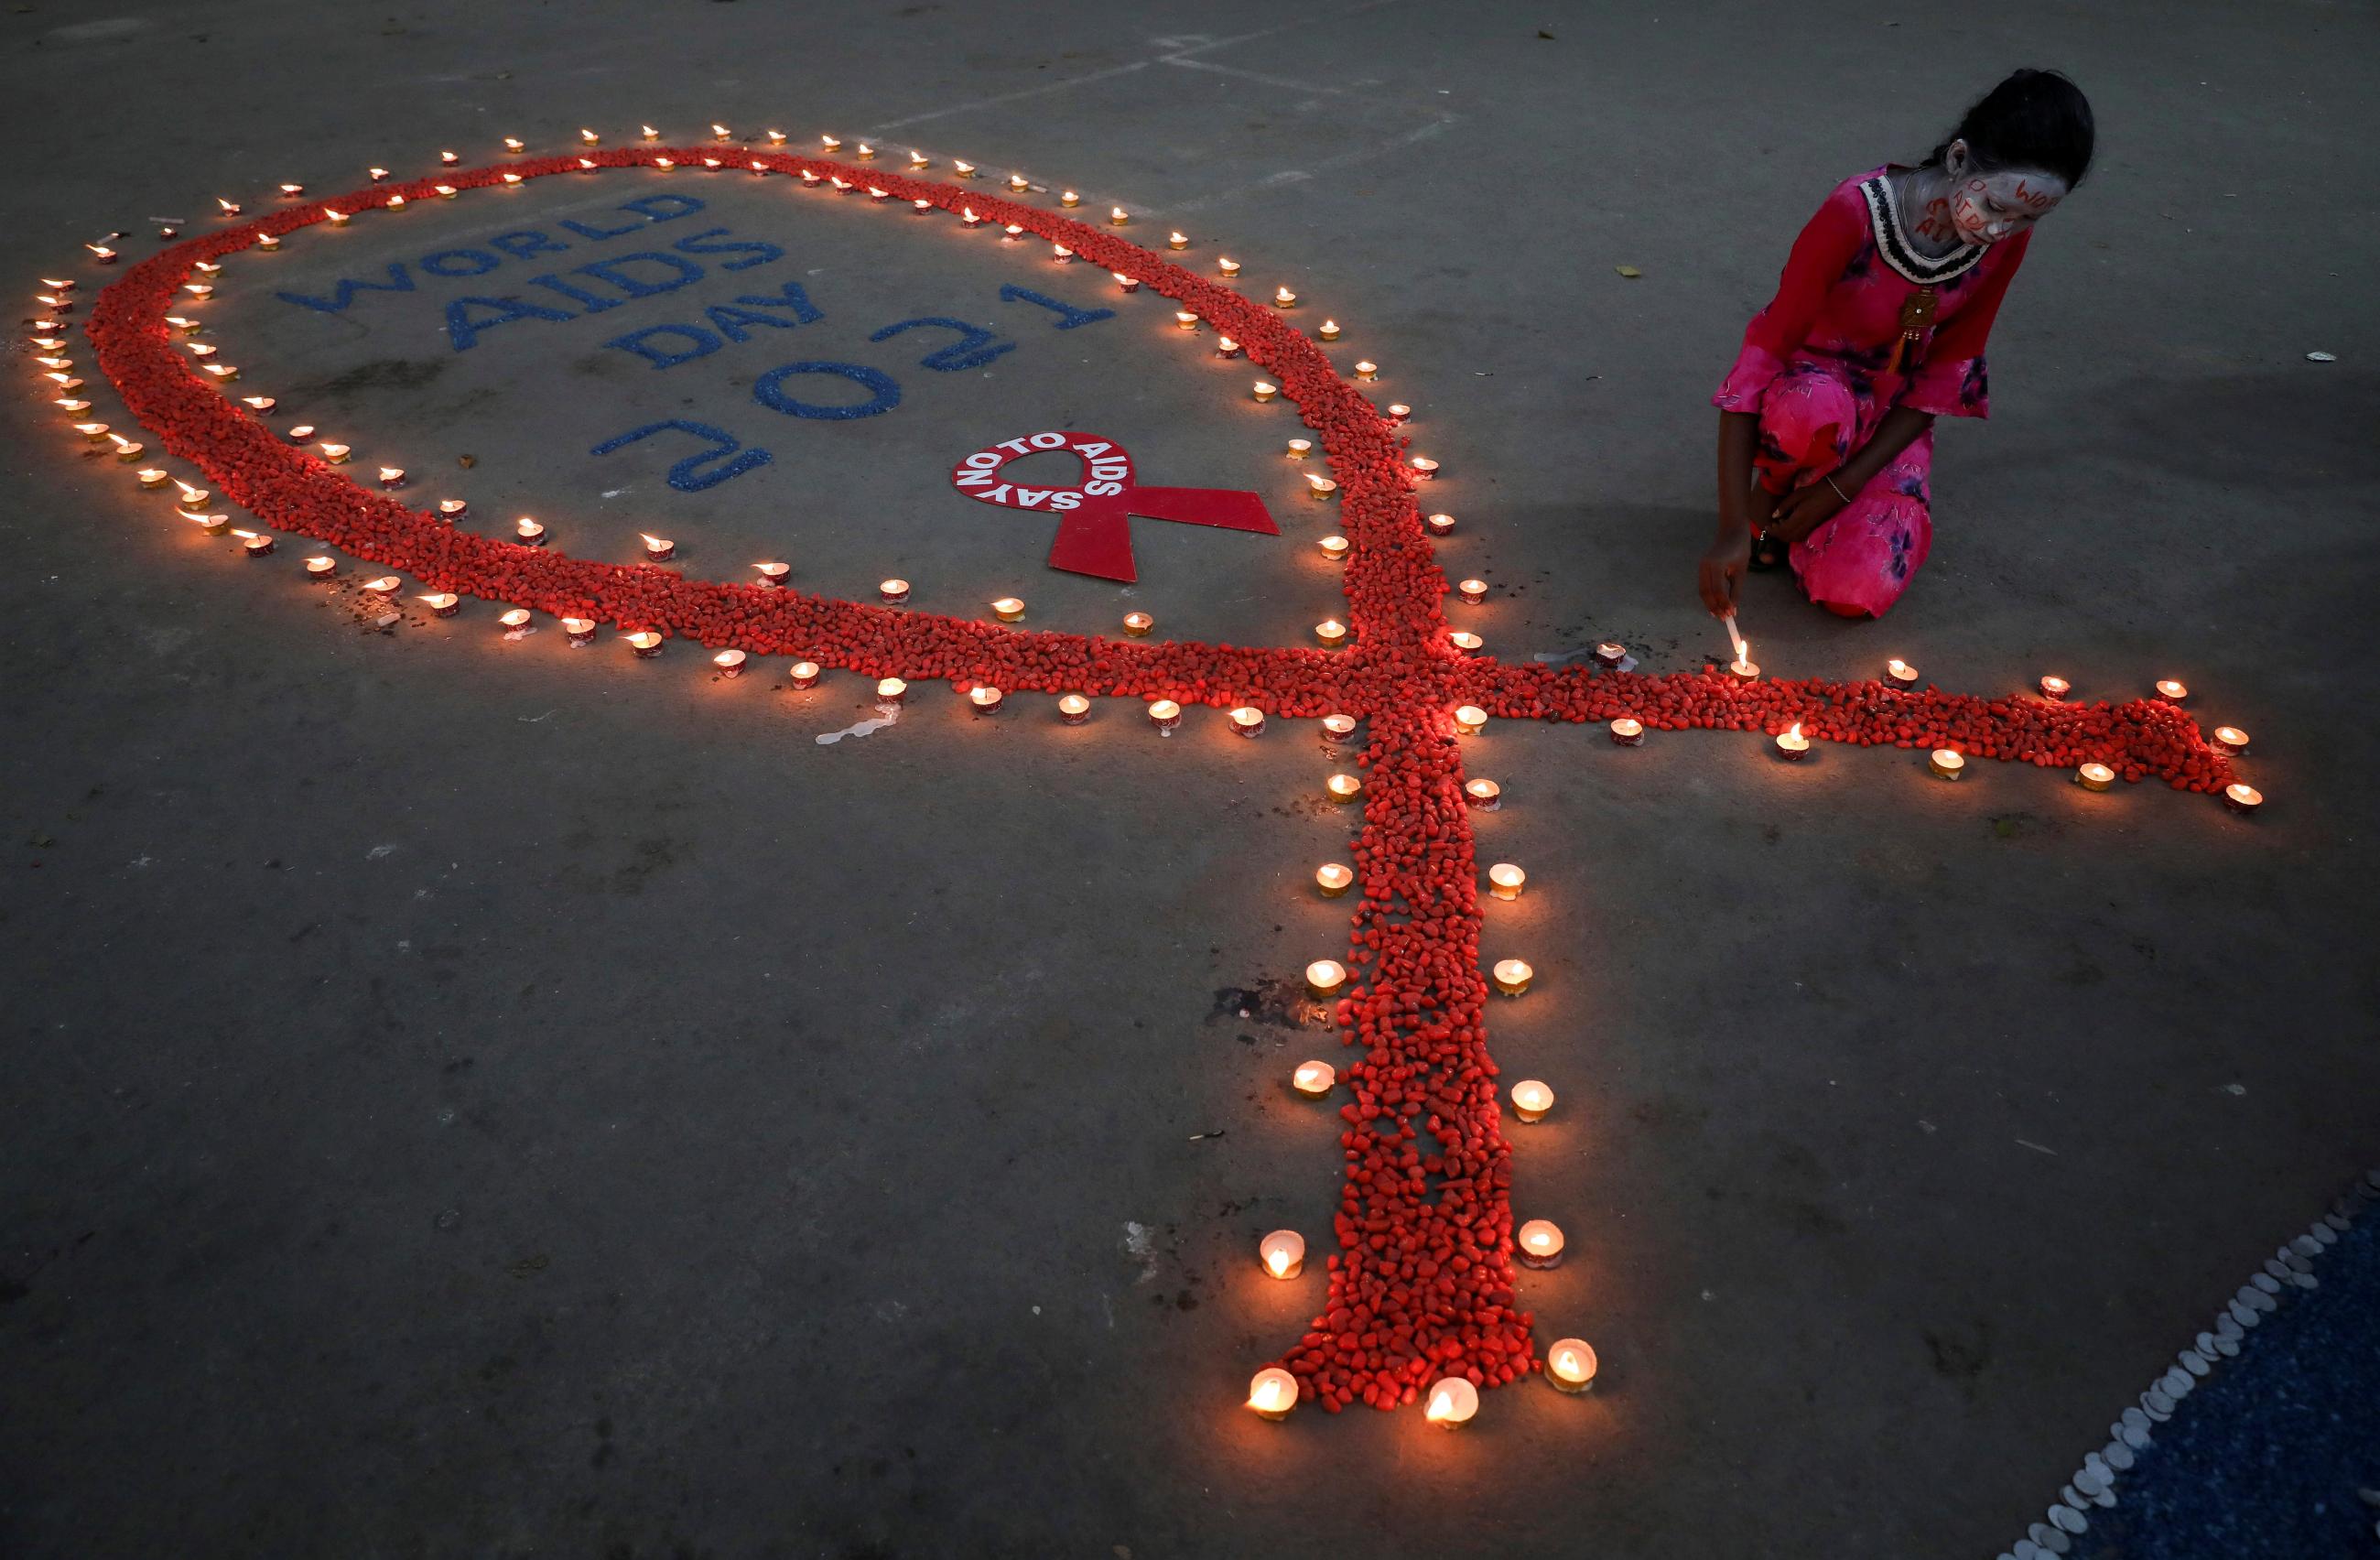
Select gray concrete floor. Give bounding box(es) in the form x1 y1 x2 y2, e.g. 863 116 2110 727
4 2 2376 1555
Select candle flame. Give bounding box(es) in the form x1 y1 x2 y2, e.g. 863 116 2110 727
1265 1249 1289 1276
1425 1389 1455 1423
1788 721 1802 741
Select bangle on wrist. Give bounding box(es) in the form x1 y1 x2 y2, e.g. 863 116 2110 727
1824 473 1854 504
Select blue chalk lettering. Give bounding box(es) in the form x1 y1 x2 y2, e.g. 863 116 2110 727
445 296 573 352
607 324 723 369
571 252 705 298
419 248 503 279
999 283 1114 330
529 274 622 314
590 419 772 493
559 215 648 243
619 194 706 222
670 226 784 272
276 262 416 314
491 231 569 261
870 316 1015 373
730 280 823 322
752 361 902 420
702 305 809 342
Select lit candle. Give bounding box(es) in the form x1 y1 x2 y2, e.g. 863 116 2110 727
644 125 663 141
324 207 351 225
1510 1079 1553 1122
1305 959 1347 998
106 436 145 462
500 609 534 636
1321 714 1358 742
1057 693 1091 725
304 556 336 580
820 135 842 151
1453 706 1488 735
1488 863 1526 901
503 137 526 152
1147 698 1182 733
1385 403 1412 424
1318 319 1341 341
216 196 243 215
183 510 230 536
2039 675 2071 700
1111 271 1139 291
52 397 90 413
1409 457 1440 480
1121 612 1153 636
1273 286 1297 308
71 421 110 442
1593 641 1628 668
1517 1219 1565 1268
1293 1059 1336 1098
1423 1377 1479 1429
136 468 169 490
961 207 982 226
2075 762 2115 792
2223 783 2263 815
1286 439 1313 459
1305 474 1338 501
440 150 460 165
641 532 675 561
1492 958 1533 996
1354 361 1378 381
1773 722 1811 762
1228 706 1266 738
200 364 241 382
1247 1368 1299 1422
514 517 546 546
1167 230 1190 251
319 442 351 463
287 425 316 441
1447 630 1483 655
237 530 276 558
1251 381 1278 403
1109 205 1130 225
1315 863 1354 898
1928 748 1967 780
714 649 748 677
623 630 663 657
1464 778 1500 810
856 143 876 158
1728 646 1760 680
2212 725 2250 757
753 561 789 586
362 576 402 595
990 596 1026 623
907 148 927 167
1885 658 1920 688
1009 173 1029 190
969 685 1004 716
1314 619 1348 647
87 244 117 263
1214 336 1243 358
2154 678 2189 701
788 662 821 688
1325 773 1362 804
1316 536 1350 563
1174 310 1199 331
880 578 910 604
257 233 284 250
1545 1339 1598 1393
503 173 524 185
46 374 83 390
241 395 277 413
417 592 460 617
385 194 408 211
1609 717 1644 747
1425 512 1456 536
875 677 908 704
427 499 466 520
377 465 406 488
1217 256 1241 277
563 617 597 647
953 161 977 178
1259 1230 1305 1279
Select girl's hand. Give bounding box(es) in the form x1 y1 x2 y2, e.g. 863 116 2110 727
1769 476 1848 543
1698 528 1750 617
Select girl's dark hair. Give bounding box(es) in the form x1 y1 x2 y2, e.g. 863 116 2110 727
1927 69 2095 189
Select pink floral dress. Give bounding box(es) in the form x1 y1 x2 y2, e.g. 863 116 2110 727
1714 166 2032 617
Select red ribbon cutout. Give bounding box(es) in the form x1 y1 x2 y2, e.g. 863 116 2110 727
949 429 1277 582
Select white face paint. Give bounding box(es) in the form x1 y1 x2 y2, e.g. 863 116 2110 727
1942 140 2068 244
